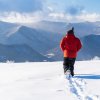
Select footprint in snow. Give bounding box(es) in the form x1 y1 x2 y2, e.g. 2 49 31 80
66 76 100 100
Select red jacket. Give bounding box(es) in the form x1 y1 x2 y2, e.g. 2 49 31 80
60 34 82 58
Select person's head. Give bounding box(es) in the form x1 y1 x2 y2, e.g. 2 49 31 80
66 23 74 35
67 27 74 34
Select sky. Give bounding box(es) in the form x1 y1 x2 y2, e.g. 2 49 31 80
0 0 100 23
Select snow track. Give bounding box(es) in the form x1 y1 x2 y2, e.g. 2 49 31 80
66 76 100 100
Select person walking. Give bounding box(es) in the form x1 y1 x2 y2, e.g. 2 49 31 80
60 27 82 76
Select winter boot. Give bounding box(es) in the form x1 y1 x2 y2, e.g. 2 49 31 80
71 71 74 77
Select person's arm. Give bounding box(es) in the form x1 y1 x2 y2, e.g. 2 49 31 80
60 37 66 52
77 39 82 52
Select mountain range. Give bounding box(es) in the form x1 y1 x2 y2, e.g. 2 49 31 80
0 21 100 62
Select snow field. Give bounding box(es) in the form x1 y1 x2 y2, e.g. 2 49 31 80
0 61 100 100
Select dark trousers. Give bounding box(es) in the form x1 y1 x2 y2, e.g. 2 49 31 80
63 57 76 74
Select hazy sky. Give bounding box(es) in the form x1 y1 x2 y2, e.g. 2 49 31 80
0 0 100 23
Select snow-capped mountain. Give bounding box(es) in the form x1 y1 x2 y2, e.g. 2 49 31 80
0 21 63 53
0 21 58 62
6 26 62 53
0 21 20 43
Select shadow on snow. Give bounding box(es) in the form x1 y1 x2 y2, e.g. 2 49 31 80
75 74 100 79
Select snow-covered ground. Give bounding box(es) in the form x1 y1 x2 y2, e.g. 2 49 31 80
0 60 100 100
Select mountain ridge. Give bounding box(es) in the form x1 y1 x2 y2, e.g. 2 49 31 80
0 21 100 61
0 43 53 62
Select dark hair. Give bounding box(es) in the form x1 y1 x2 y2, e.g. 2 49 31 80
67 27 74 34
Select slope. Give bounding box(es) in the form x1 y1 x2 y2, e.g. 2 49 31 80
5 25 61 54
0 44 53 62
78 34 100 60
